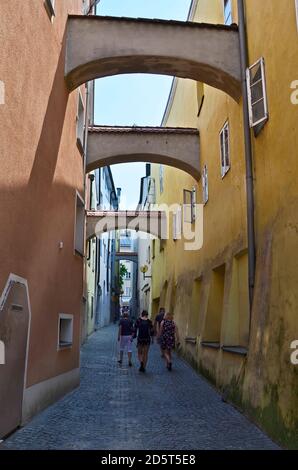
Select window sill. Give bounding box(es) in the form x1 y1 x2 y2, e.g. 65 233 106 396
221 166 231 179
11 304 23 311
185 337 197 345
253 117 268 137
58 342 73 350
222 346 248 356
201 341 220 350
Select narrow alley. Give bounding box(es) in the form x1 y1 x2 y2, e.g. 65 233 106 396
4 326 278 451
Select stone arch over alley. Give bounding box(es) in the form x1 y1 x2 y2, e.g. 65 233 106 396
87 126 200 180
65 15 242 101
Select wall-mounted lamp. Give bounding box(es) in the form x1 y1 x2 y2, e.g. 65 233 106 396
140 265 152 280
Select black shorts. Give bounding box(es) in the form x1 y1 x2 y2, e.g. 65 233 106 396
137 338 151 347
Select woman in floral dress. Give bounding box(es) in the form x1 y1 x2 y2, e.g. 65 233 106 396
159 312 180 371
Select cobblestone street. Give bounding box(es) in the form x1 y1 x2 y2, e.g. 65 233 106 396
4 326 279 450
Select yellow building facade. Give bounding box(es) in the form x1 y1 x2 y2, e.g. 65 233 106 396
151 0 298 448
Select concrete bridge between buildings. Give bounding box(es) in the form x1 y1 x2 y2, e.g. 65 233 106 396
87 126 200 179
86 210 167 240
65 15 241 101
115 252 138 263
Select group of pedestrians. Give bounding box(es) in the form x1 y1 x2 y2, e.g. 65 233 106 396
118 308 180 373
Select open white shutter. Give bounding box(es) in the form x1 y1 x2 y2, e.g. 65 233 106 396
246 58 268 128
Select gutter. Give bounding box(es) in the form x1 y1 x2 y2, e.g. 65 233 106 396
237 0 256 321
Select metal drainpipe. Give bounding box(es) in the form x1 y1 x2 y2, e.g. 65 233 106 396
237 0 256 321
83 82 90 185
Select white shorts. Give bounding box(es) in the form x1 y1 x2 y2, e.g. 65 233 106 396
120 335 133 353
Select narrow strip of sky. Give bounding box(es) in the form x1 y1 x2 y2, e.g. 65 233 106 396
94 0 191 209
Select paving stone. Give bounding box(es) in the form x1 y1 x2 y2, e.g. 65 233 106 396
4 325 280 450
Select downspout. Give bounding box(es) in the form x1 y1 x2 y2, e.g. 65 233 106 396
83 82 90 184
238 0 256 324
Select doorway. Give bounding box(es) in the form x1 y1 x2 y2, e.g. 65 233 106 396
0 277 30 438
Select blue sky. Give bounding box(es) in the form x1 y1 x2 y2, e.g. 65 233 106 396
94 0 191 209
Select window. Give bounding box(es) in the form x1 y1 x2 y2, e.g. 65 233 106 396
92 240 96 273
58 314 73 350
183 189 196 223
75 192 85 256
223 0 232 25
76 91 85 155
159 165 164 194
202 165 209 204
246 58 269 129
125 272 131 280
45 0 55 20
173 206 182 240
220 121 230 177
152 239 156 259
147 245 151 264
125 287 131 297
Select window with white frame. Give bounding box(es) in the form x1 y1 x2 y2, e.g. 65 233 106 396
220 121 230 177
202 165 209 204
75 192 85 256
58 314 73 350
45 0 55 19
173 206 182 241
183 189 196 223
246 58 269 129
223 0 232 25
76 91 85 154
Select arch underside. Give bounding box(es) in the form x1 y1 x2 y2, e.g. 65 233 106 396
86 152 200 181
66 55 241 101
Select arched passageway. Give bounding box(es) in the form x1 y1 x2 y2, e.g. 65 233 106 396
87 126 200 180
65 15 241 101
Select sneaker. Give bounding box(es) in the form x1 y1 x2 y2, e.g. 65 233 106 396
139 362 145 372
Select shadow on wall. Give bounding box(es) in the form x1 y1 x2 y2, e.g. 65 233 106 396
0 30 83 385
